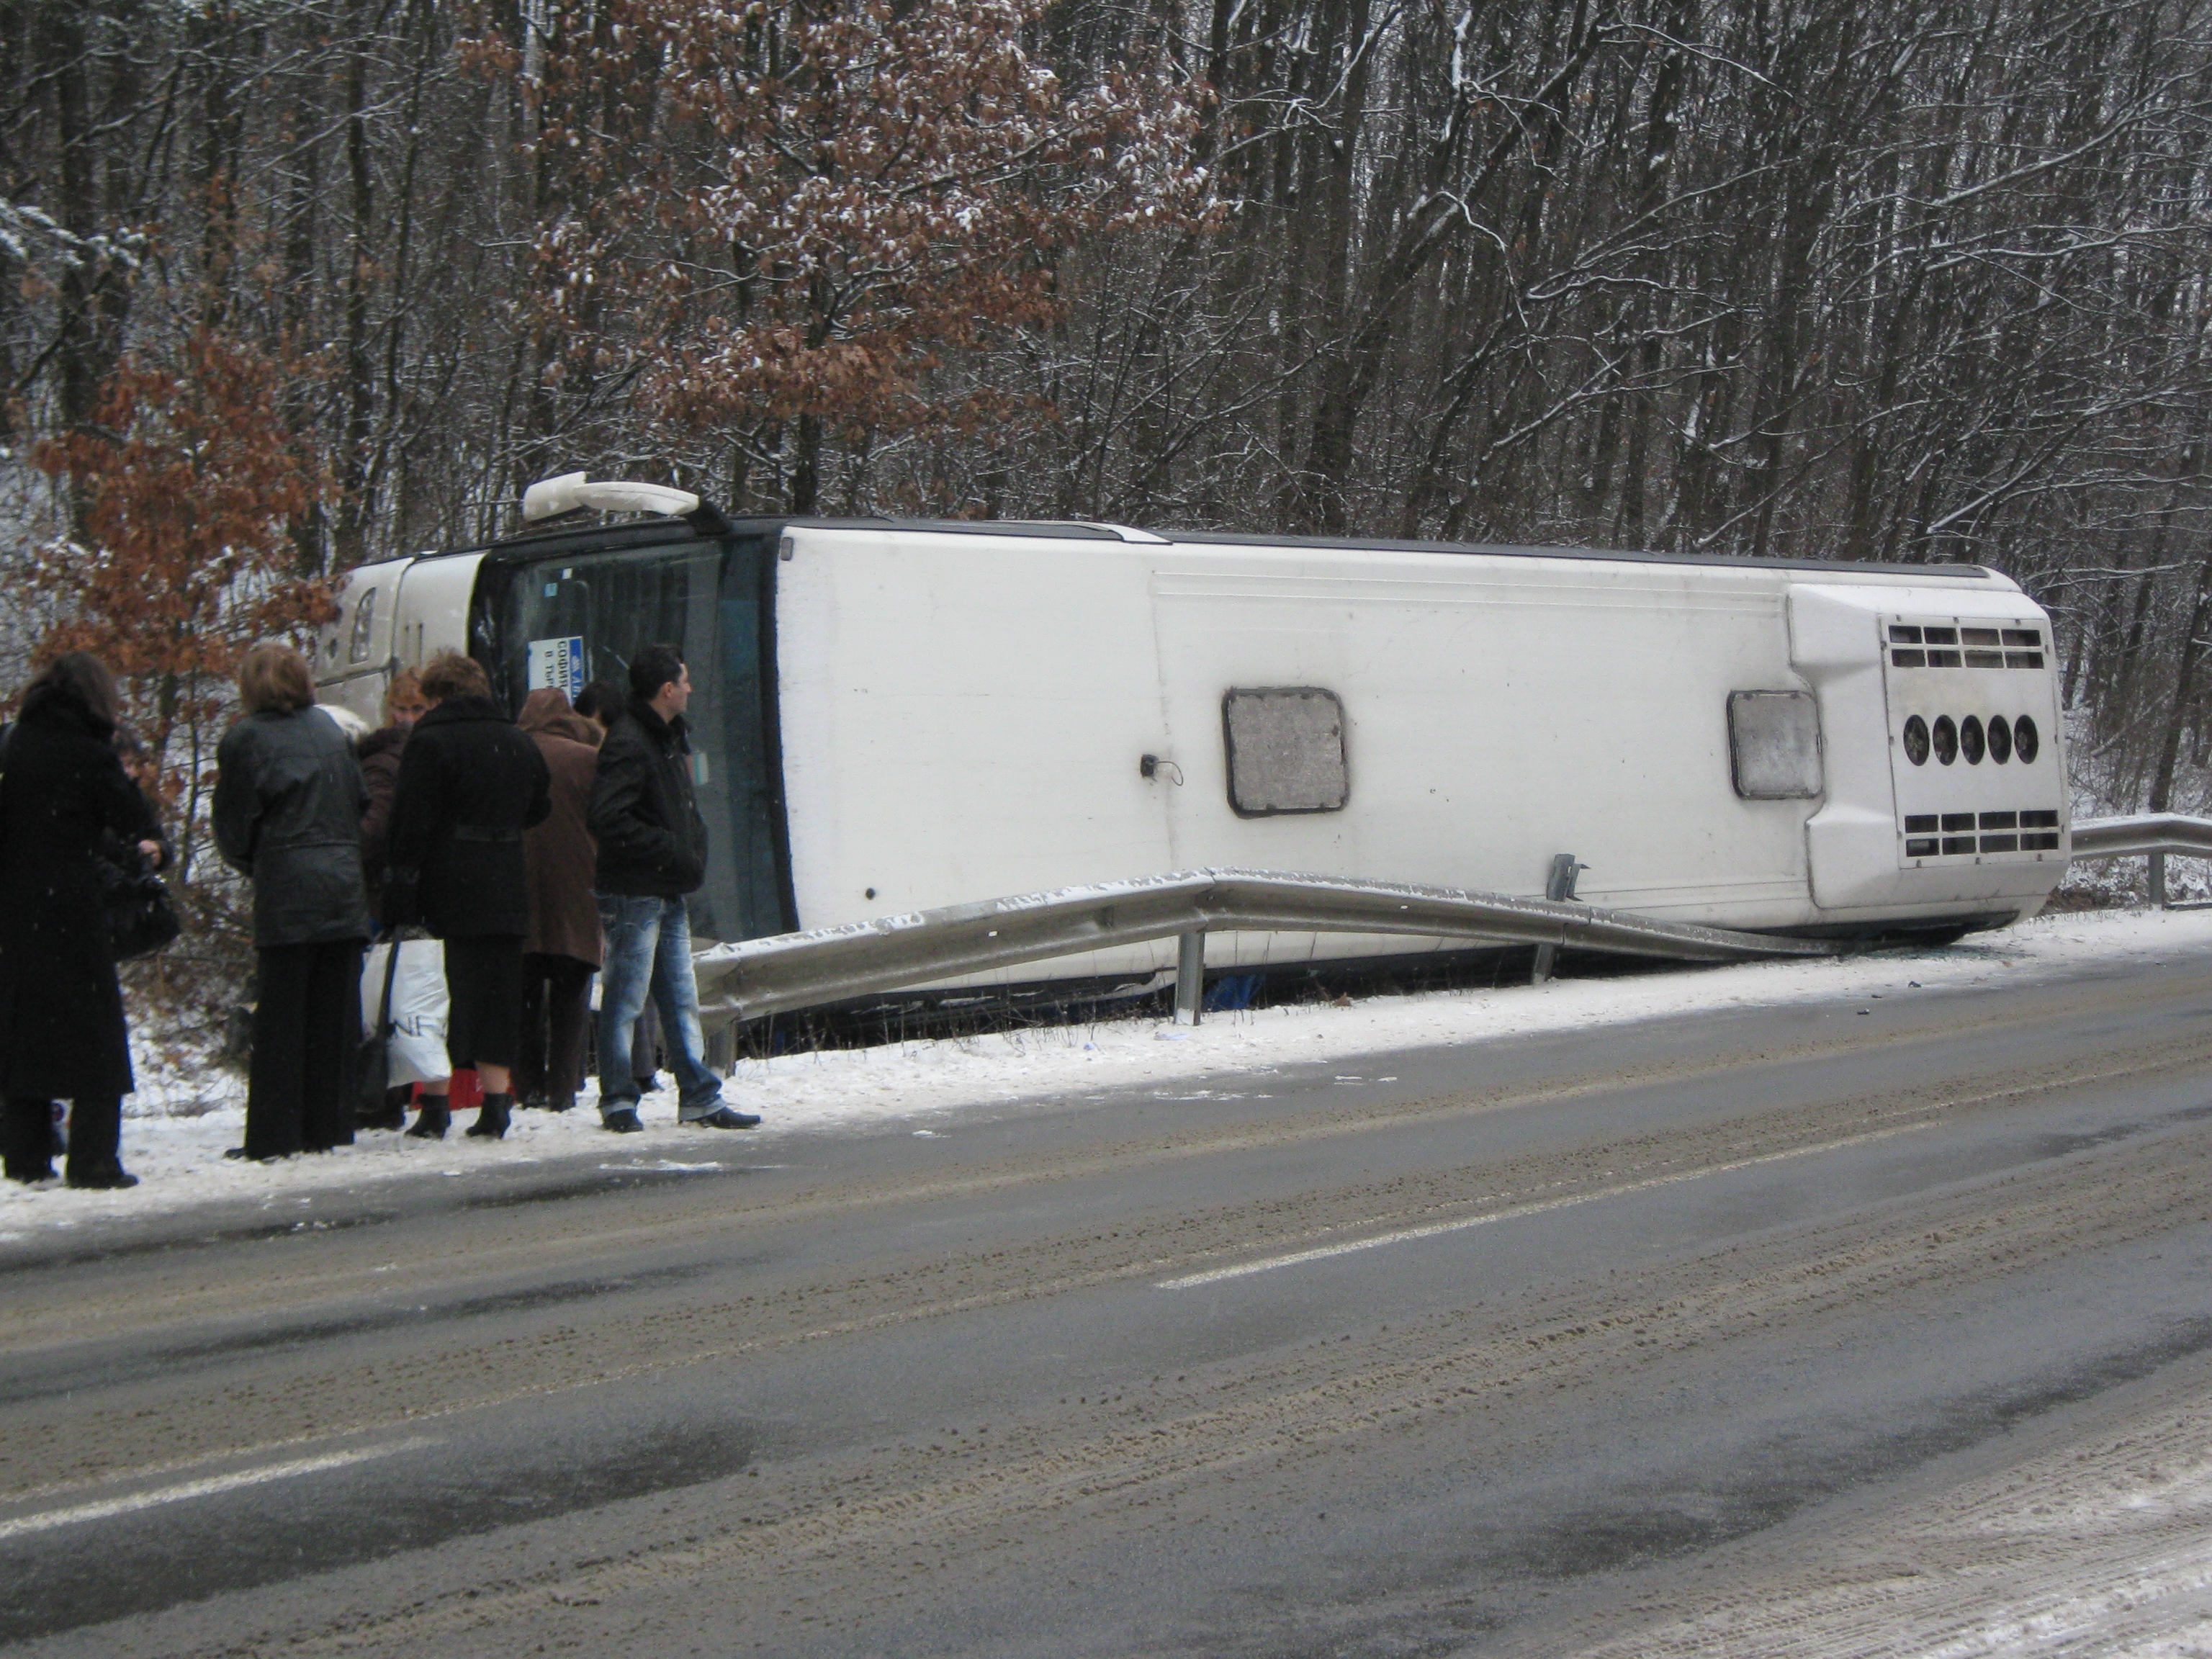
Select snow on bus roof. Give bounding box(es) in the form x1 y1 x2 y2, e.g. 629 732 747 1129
448 511 1998 580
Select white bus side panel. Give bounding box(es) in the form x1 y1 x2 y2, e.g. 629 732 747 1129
1146 551 1817 949
311 552 479 721
311 556 410 721
775 531 1177 953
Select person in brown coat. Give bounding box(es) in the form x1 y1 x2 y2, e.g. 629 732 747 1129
515 688 603 1113
358 667 428 900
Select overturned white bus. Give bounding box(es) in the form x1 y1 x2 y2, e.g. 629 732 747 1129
315 476 2066 997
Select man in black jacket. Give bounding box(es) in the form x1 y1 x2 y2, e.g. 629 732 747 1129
587 643 757 1133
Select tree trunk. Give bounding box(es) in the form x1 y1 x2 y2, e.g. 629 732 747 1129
2148 556 2212 822
333 10 376 567
792 413 821 515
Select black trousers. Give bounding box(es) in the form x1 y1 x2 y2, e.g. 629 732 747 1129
1 1097 125 1185
515 953 593 1105
0 1094 45 1179
247 939 363 1159
3 1094 121 1181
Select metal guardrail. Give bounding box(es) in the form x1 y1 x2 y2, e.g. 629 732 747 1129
2069 813 2212 911
687 822 2212 1030
691 868 1835 1025
2067 814 2212 859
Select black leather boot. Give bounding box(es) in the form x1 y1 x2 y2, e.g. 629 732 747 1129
2 1096 54 1183
63 1096 132 1188
466 1093 512 1141
405 1095 450 1139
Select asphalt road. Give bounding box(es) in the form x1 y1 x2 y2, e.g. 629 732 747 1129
7 940 2212 1657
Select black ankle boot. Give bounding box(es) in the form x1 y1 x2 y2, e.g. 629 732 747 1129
405 1096 450 1139
61 1097 127 1188
466 1093 512 1141
4 1096 59 1182
65 1161 138 1190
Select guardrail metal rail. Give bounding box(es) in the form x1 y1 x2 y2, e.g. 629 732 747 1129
693 868 1835 1030
686 817 2212 1036
2069 812 2212 910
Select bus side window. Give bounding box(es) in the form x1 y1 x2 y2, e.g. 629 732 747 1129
1727 690 1823 800
347 587 377 665
1223 687 1349 817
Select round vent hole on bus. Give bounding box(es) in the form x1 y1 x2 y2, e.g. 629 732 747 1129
1987 715 2013 763
1902 715 1930 765
2013 714 2040 763
1960 714 1985 765
1932 715 1959 765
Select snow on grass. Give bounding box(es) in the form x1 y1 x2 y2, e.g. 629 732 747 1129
5 902 2211 1238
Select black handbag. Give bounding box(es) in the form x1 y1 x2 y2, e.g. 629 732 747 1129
0 723 178 963
94 837 180 961
354 933 404 1120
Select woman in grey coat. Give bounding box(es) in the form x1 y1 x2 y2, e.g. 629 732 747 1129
213 644 372 1160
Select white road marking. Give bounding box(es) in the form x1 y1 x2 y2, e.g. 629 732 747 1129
0 1438 433 1542
1156 1121 1935 1289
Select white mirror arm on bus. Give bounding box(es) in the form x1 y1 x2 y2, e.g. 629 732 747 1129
522 472 703 523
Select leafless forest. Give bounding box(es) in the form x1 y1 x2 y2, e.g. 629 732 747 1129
9 0 2212 824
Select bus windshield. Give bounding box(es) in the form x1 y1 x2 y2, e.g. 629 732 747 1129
472 532 788 945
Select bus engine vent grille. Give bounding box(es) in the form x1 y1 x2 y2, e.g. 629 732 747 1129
1901 806 2060 858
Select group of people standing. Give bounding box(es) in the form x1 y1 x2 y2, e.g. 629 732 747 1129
0 638 757 1187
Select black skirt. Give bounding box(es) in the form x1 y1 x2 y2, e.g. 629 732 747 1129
443 935 523 1071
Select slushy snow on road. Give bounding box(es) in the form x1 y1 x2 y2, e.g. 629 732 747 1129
3 903 2200 1238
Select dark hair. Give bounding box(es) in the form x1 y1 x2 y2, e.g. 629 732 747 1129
572 679 626 724
112 724 147 760
238 642 317 715
418 649 492 703
26 651 122 730
627 644 685 703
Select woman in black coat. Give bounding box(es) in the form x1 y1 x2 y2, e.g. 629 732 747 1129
213 643 373 1161
383 651 550 1141
0 653 161 1187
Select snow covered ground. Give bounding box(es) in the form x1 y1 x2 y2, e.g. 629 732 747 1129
6 902 2210 1240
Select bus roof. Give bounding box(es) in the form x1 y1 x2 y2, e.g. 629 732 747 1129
436 512 2000 581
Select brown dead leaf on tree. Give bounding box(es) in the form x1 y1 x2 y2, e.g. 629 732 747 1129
30 326 337 827
498 0 1206 513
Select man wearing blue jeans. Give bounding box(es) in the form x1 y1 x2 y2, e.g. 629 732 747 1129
585 643 759 1133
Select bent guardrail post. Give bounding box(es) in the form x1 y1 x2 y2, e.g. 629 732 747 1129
690 868 1835 1027
1174 930 1206 1027
1529 853 1587 986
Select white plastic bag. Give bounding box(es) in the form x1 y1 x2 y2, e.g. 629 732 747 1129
361 938 449 1087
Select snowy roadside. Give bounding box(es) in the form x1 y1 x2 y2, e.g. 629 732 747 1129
5 903 2210 1240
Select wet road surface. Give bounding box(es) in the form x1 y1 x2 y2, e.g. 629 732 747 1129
6 943 2212 1656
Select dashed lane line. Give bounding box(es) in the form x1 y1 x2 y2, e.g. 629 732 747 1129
0 1438 433 1542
